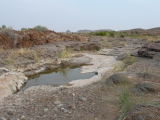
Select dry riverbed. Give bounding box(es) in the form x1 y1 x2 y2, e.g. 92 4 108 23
0 37 160 120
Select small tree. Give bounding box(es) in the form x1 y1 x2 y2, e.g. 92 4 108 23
109 32 115 37
96 32 107 36
21 28 28 31
33 25 48 32
2 25 6 29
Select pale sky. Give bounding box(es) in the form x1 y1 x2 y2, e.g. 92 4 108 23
0 0 160 32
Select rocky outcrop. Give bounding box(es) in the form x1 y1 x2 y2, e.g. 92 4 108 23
138 41 160 58
105 73 129 85
0 34 14 49
0 71 28 99
0 29 83 49
67 42 101 51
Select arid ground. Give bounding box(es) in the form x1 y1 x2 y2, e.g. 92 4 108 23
0 28 160 120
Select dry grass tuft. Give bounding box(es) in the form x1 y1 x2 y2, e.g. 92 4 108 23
59 47 73 58
114 63 127 71
8 48 40 61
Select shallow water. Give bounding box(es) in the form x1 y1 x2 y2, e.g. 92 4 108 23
20 68 95 90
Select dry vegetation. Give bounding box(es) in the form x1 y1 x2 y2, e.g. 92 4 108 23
114 54 135 71
58 47 73 58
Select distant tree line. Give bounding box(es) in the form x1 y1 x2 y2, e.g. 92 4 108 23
90 31 116 37
21 25 48 32
0 25 49 32
0 25 13 30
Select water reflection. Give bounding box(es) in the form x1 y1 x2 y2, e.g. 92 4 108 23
20 68 95 91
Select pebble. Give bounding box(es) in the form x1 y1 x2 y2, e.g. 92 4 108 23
0 117 7 120
61 108 68 113
68 103 76 109
53 107 58 112
63 109 68 113
53 114 57 118
57 104 64 108
79 97 87 102
54 101 62 105
7 109 16 115
44 108 49 112
10 118 20 120
20 115 25 119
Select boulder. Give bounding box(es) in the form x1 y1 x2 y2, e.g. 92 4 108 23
105 73 129 85
138 42 160 58
133 81 160 94
116 53 128 60
124 102 160 120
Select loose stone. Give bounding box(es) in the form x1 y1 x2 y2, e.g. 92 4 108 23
54 101 62 105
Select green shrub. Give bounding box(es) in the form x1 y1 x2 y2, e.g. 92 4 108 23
2 25 6 29
3 59 14 65
123 54 135 65
114 63 127 71
21 28 28 31
117 87 134 118
109 32 115 37
33 25 48 32
96 32 107 36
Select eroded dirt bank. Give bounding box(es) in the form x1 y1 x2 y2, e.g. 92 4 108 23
0 35 160 120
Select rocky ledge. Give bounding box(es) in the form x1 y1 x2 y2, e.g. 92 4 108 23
0 69 27 99
138 41 160 59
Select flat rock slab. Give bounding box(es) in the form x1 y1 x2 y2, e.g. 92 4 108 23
70 54 117 87
0 72 28 100
138 41 160 58
60 56 91 68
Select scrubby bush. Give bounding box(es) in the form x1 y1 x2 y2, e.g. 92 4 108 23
120 34 125 38
21 28 28 31
109 31 115 37
59 47 73 58
123 54 135 65
114 63 127 71
2 25 6 29
96 32 107 36
117 87 134 117
33 25 48 32
0 28 17 40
